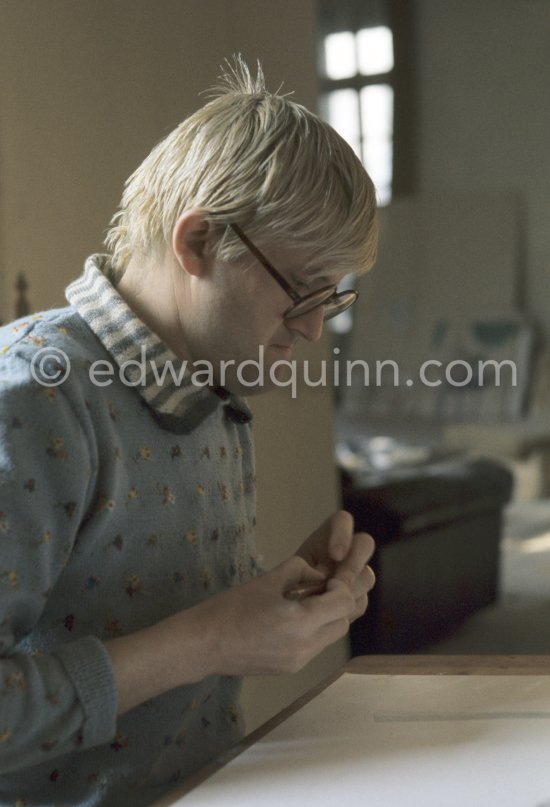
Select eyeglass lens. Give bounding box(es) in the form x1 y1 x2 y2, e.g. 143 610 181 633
285 289 358 321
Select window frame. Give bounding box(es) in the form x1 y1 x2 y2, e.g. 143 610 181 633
318 0 417 199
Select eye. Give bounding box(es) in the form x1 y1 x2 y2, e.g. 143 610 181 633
291 270 337 292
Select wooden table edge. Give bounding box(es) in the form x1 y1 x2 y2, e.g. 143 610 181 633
345 654 550 676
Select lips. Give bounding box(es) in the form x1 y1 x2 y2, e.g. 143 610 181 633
271 344 294 355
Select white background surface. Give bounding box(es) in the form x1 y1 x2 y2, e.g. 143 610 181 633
175 672 550 807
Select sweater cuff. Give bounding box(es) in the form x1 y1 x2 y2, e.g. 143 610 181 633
53 635 118 748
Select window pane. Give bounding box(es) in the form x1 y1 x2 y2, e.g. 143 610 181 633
324 32 357 79
360 85 393 139
329 307 353 334
362 138 393 204
324 90 361 157
357 26 394 75
329 273 357 334
375 183 392 206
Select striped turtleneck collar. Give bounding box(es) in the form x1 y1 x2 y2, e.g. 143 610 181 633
65 254 252 433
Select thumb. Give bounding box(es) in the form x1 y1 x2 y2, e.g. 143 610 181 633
327 510 354 562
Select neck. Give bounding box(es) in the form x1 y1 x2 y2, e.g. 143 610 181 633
116 255 191 361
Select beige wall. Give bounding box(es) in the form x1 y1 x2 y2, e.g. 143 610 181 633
0 0 344 734
416 0 550 340
244 340 345 731
0 0 320 318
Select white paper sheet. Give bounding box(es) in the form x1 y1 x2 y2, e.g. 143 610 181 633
166 673 550 807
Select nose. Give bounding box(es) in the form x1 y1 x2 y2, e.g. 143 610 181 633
285 305 325 342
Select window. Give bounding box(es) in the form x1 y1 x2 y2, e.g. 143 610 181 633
318 0 416 206
318 1 416 340
320 22 394 205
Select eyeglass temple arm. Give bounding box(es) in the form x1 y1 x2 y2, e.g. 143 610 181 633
229 223 301 302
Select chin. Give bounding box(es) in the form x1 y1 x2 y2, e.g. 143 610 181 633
221 376 278 397
215 350 294 397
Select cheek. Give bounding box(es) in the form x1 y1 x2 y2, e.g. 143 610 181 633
227 289 284 344
208 269 288 355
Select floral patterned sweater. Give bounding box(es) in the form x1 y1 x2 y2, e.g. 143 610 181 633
0 255 259 806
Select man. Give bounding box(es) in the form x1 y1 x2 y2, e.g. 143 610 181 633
0 59 377 806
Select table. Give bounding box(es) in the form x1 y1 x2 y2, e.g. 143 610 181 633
152 656 550 807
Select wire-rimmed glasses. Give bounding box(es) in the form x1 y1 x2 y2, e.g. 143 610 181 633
229 223 358 321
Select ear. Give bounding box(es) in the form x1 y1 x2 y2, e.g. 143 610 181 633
171 209 212 277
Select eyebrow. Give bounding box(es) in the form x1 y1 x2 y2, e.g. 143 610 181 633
291 272 336 290
290 275 311 290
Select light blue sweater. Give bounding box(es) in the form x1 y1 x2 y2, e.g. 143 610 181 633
0 256 259 806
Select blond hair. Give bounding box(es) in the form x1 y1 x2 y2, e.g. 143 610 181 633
105 57 377 279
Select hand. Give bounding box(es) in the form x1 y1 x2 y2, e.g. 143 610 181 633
295 510 375 622
106 549 365 715
191 555 359 676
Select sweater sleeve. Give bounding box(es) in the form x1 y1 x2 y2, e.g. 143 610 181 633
0 348 118 773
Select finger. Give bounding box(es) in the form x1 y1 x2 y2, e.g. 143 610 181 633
314 615 351 648
349 566 375 622
301 578 357 624
333 532 375 587
327 510 355 562
364 564 376 592
349 592 369 623
272 555 326 594
348 564 376 599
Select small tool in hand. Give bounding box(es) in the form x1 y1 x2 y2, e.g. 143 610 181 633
284 579 328 601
